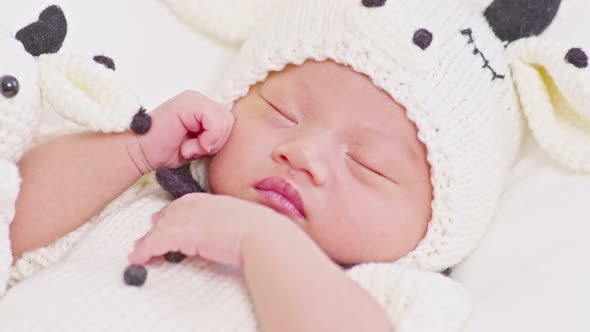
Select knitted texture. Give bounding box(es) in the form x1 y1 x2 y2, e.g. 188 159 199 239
36 53 143 133
8 170 154 288
507 37 590 172
0 35 43 297
0 5 146 295
207 0 525 272
0 35 42 162
165 0 590 273
0 185 470 332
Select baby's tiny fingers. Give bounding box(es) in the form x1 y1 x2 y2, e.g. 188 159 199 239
180 139 208 159
199 109 234 154
129 231 177 265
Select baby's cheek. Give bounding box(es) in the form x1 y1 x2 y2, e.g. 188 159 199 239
207 155 228 195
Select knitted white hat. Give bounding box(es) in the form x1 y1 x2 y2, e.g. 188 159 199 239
162 0 590 272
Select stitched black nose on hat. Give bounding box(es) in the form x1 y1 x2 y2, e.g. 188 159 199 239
484 0 561 43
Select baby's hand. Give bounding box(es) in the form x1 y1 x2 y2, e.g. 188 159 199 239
128 193 291 267
128 91 234 173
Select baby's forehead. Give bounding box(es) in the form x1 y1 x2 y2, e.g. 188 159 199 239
263 61 408 124
256 61 423 156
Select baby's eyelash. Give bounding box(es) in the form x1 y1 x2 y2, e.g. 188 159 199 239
347 154 392 182
262 97 298 124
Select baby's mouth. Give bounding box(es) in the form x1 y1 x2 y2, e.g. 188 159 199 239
254 177 306 219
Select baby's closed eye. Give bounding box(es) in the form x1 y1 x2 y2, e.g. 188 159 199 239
346 151 398 185
266 99 298 125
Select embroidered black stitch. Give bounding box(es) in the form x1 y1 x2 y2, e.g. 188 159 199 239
460 28 505 81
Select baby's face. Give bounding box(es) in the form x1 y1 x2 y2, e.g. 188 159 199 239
208 61 432 265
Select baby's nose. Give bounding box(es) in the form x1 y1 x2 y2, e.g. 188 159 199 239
1 75 20 98
272 135 331 185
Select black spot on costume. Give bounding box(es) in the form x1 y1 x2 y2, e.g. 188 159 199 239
164 251 187 263
93 55 116 71
1 76 20 98
15 5 67 56
123 265 148 287
130 107 152 135
565 48 588 68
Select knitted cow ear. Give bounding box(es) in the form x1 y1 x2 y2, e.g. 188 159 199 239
36 53 142 132
484 0 561 43
15 5 67 56
508 38 590 171
160 0 279 44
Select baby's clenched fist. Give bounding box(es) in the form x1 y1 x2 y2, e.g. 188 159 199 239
126 91 234 174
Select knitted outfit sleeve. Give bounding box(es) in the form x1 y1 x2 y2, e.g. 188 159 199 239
346 263 472 332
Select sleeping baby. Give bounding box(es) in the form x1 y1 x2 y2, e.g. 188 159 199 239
2 0 590 331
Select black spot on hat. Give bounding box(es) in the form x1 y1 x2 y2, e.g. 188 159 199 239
484 0 561 43
413 29 433 50
130 107 152 135
565 48 588 68
15 5 67 56
362 0 387 8
93 55 116 71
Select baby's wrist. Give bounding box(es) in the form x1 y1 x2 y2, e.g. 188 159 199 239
240 215 304 265
122 131 155 175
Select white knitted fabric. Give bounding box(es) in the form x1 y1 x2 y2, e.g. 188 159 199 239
507 37 590 172
162 0 590 273
0 34 38 297
7 164 155 288
0 184 470 332
0 22 144 295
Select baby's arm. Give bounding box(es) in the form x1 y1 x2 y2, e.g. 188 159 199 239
10 91 233 259
128 193 394 332
10 131 145 259
241 220 395 332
